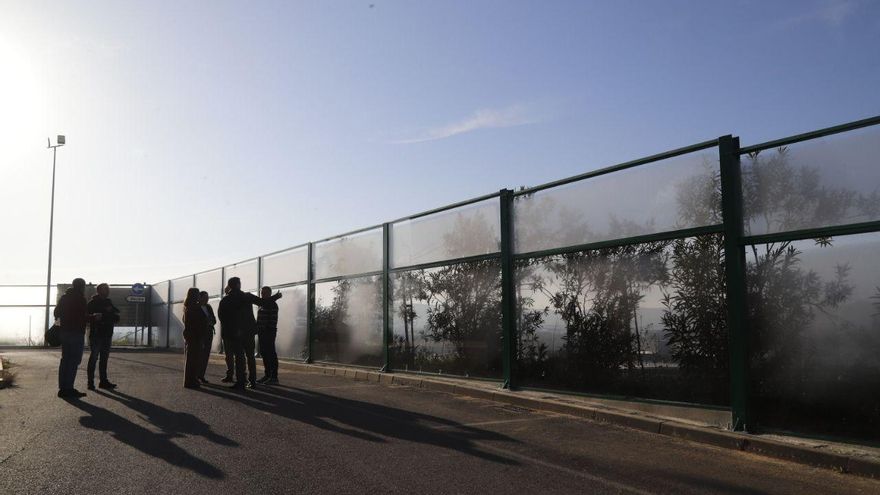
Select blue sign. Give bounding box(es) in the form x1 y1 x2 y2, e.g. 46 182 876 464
131 283 145 296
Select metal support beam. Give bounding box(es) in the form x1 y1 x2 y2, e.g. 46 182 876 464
719 135 751 431
382 223 391 372
306 242 315 363
499 189 516 389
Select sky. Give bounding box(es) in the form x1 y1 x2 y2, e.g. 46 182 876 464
1 0 879 294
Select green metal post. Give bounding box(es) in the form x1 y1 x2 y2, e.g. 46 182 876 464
306 242 315 363
382 222 391 372
719 135 751 431
165 281 171 350
499 189 516 389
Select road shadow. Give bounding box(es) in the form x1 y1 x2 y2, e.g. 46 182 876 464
198 381 520 465
65 398 226 479
98 389 238 447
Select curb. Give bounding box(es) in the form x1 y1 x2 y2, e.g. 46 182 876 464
215 357 880 480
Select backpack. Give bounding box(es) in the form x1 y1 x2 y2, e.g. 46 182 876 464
45 320 61 347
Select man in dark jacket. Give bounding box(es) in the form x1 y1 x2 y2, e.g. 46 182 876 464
55 278 91 398
86 283 120 390
218 277 280 389
256 286 280 385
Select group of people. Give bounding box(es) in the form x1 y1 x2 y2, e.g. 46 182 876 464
184 276 282 389
54 278 120 398
53 276 282 399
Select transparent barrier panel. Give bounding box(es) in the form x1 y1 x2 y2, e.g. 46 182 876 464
390 259 502 378
195 269 223 298
312 275 383 367
262 246 308 287
514 149 721 254
169 303 185 349
151 281 169 306
224 260 259 293
0 306 46 345
170 276 194 303
0 286 49 306
391 199 500 268
514 234 730 406
150 303 168 347
748 232 880 440
207 297 222 353
275 285 308 360
314 228 382 280
743 125 880 236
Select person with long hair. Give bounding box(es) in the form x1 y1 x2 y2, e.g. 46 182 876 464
183 287 207 389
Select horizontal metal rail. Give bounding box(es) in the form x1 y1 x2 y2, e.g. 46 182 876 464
742 220 880 246
513 224 724 261
387 191 502 224
739 114 880 154
311 270 384 285
389 252 501 274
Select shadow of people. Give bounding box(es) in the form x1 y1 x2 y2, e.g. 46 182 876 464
98 389 238 447
65 398 225 479
198 382 520 465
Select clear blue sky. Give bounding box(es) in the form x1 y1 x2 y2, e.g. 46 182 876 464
1 0 878 288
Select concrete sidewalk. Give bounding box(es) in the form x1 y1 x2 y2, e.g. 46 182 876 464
2 350 879 494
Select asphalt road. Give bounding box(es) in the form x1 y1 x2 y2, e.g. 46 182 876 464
1 350 877 494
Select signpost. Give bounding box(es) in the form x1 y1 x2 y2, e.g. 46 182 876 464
129 283 146 345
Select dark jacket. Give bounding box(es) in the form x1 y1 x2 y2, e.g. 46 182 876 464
87 295 120 340
183 303 208 342
54 288 88 334
218 290 280 339
257 299 279 334
203 304 217 334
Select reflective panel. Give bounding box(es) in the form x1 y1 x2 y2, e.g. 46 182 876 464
743 125 880 236
195 269 223 298
391 199 500 268
169 303 185 349
748 232 880 440
275 285 308 360
150 303 168 347
224 260 259 292
313 228 382 279
205 297 222 353
514 149 721 254
514 234 729 406
390 259 502 378
170 276 194 303
262 246 309 287
312 275 383 367
0 306 46 345
151 281 169 306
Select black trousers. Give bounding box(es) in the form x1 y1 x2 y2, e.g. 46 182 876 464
228 334 257 384
222 336 235 378
87 332 112 384
259 330 278 379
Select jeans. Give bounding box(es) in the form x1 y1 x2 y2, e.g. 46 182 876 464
259 330 278 379
241 334 257 383
58 331 85 391
223 337 237 379
87 332 112 384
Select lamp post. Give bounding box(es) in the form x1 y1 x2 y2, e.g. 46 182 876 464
45 135 65 333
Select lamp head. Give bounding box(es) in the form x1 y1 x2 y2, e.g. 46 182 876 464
57 135 65 146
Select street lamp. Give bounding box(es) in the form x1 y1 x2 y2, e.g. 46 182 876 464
45 135 65 334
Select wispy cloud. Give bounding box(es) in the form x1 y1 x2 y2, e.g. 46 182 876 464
776 0 860 29
390 104 539 144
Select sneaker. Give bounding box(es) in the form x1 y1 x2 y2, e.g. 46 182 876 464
221 376 234 383
70 389 87 398
256 376 270 384
246 381 257 389
87 383 96 391
98 381 117 389
266 377 279 385
198 377 209 384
